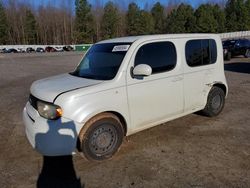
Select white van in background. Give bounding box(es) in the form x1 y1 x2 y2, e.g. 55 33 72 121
23 34 228 161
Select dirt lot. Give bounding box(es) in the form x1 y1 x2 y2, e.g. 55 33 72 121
0 52 249 188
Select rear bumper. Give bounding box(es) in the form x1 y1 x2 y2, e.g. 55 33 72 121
23 102 82 156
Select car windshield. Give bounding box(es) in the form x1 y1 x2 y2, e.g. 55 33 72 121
71 43 131 80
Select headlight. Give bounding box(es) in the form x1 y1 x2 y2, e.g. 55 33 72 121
37 101 63 120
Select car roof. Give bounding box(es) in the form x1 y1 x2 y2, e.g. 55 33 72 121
97 34 219 44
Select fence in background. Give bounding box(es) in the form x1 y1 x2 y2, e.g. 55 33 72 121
220 31 250 40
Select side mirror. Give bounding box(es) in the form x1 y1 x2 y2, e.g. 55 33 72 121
133 64 152 77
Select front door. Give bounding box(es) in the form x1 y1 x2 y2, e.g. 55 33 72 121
127 40 184 132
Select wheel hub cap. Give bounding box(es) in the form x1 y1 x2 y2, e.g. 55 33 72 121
90 124 117 155
96 132 112 148
212 95 221 109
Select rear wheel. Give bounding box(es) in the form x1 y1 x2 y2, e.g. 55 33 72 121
244 49 250 58
79 113 124 161
225 51 231 61
201 87 225 117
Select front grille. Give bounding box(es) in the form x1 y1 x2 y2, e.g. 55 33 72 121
29 94 39 110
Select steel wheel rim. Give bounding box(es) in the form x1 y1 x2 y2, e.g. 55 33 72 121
211 94 221 110
89 124 118 155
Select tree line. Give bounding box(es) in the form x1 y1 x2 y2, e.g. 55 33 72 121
0 0 250 45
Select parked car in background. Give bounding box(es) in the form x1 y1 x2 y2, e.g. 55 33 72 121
36 47 45 53
63 45 74 52
6 48 18 53
26 47 35 53
55 47 64 52
45 46 57 52
17 48 26 53
223 39 250 60
23 34 228 161
1 48 10 53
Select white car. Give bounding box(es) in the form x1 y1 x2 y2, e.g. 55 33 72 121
55 47 64 52
23 34 228 160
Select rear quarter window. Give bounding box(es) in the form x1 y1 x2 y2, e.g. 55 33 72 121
185 39 217 67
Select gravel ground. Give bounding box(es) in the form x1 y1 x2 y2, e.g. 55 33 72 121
0 52 249 188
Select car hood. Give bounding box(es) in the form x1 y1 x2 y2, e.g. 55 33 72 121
30 73 103 103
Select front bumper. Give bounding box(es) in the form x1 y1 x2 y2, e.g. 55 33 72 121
23 102 82 156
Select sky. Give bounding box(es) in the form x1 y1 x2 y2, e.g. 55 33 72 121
2 0 226 11
30 0 221 9
89 0 209 8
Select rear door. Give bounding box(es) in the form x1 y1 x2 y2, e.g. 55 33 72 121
183 39 218 112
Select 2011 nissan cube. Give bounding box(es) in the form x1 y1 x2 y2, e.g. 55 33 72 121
23 34 228 161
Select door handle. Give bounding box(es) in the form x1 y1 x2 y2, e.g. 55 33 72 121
172 77 183 82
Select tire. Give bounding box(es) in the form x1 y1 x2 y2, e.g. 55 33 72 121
225 51 231 61
201 87 225 117
244 49 250 58
79 113 124 161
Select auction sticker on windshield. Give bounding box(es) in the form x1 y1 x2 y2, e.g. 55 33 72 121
112 45 130 52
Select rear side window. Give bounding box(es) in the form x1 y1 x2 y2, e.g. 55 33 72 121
185 39 217 67
135 42 177 74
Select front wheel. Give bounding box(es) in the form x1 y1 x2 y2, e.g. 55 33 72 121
79 113 124 161
201 87 225 117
